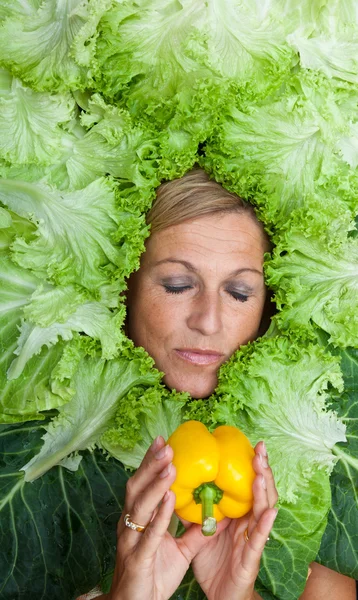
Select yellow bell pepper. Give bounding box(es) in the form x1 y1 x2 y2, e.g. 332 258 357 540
167 420 255 535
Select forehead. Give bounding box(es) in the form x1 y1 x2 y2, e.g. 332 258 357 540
144 212 267 269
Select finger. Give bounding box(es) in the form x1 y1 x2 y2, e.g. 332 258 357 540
241 508 278 574
174 516 230 564
253 441 278 508
250 470 270 527
136 490 177 560
248 444 271 534
121 463 177 548
124 439 174 507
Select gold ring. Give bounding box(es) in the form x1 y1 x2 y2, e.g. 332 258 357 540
124 513 146 533
244 527 270 543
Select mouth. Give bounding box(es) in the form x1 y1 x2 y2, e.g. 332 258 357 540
175 348 225 366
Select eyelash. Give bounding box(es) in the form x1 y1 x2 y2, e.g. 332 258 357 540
164 285 192 295
229 291 249 303
163 285 249 302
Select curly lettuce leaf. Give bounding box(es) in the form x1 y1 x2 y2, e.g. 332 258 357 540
0 0 41 20
203 71 358 226
0 207 36 253
21 349 162 481
0 92 161 204
287 0 358 84
0 68 76 165
0 255 71 422
94 0 208 101
0 177 128 290
208 336 346 503
73 94 161 197
203 0 293 90
94 0 293 133
102 387 189 469
266 200 358 347
0 0 111 91
8 300 126 380
188 334 347 596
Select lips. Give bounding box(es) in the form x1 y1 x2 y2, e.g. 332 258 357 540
175 348 224 366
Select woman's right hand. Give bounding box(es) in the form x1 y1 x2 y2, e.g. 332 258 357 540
106 435 212 600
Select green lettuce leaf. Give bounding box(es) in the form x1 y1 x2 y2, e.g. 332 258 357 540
0 68 76 165
94 0 210 101
73 94 161 199
21 349 162 481
208 336 346 503
93 0 293 133
265 199 358 347
184 334 347 597
0 0 111 92
0 0 41 20
0 177 130 290
0 207 36 252
0 92 162 205
287 1 358 83
202 0 293 90
0 254 70 422
102 388 189 469
8 300 126 380
202 71 358 226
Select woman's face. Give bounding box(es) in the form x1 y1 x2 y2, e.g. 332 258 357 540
127 212 268 398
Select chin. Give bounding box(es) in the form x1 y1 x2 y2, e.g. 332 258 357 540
164 373 218 399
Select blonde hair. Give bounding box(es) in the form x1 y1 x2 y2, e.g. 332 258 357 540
147 167 261 234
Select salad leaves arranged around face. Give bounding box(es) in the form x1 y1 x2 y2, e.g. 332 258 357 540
265 198 358 348
0 1 357 599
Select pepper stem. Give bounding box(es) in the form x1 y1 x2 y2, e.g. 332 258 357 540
199 485 217 536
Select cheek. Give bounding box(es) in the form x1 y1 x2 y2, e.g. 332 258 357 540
226 302 265 346
129 292 177 354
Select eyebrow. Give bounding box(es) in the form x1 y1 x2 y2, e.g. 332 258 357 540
152 258 263 277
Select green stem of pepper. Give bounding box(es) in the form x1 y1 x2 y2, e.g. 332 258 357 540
199 485 217 536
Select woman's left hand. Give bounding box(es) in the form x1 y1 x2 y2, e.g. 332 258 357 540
190 441 278 600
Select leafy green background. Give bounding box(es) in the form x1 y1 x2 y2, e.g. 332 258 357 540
0 419 128 600
317 347 358 577
0 420 330 600
0 2 357 597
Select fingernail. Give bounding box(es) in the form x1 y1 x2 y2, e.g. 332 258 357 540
262 442 267 456
155 445 169 460
273 508 279 519
261 475 267 490
151 436 162 452
260 453 269 468
159 462 172 478
163 490 171 503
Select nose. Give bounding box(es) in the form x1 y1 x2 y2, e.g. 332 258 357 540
186 290 222 336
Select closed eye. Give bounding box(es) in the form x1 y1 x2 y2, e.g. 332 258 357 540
228 290 249 302
163 285 193 294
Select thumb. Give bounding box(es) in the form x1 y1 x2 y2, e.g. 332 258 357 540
176 517 231 561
